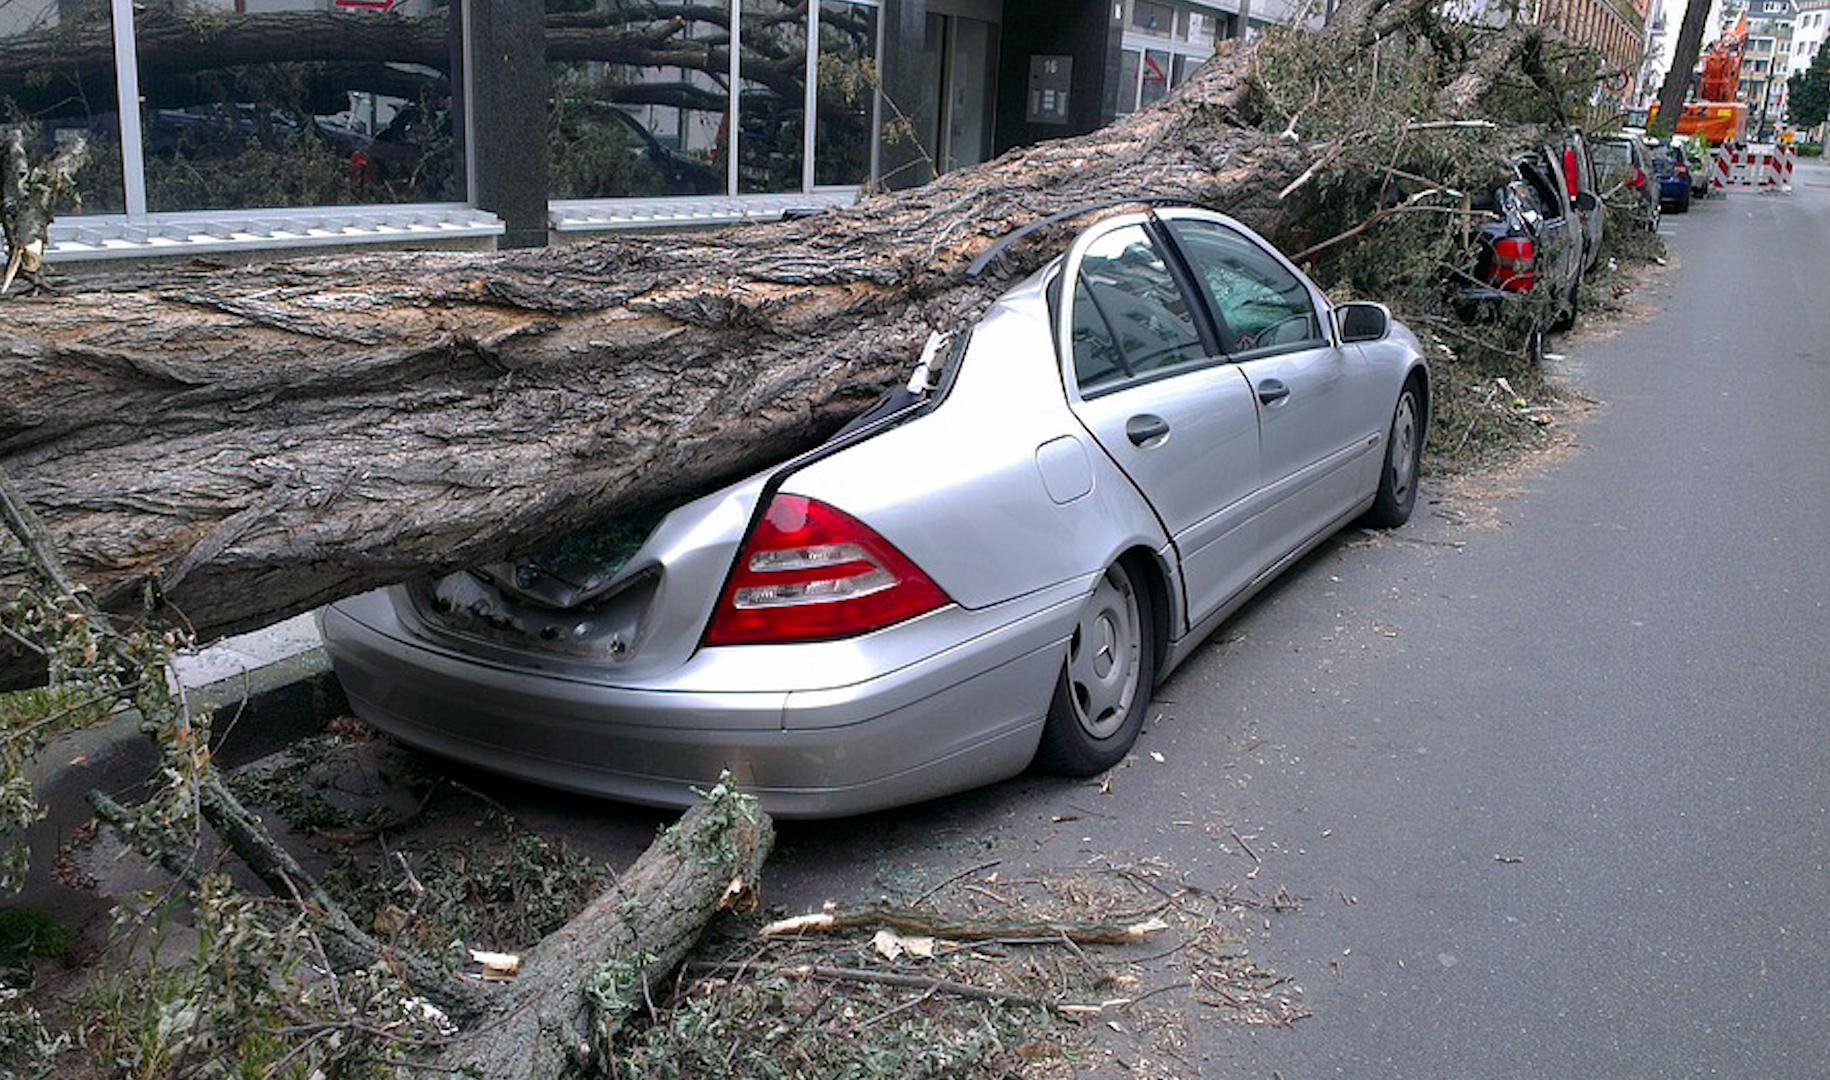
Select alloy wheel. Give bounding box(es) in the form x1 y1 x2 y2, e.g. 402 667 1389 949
1066 566 1143 740
1390 391 1419 506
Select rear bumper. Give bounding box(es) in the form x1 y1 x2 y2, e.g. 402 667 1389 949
320 587 1079 818
1454 286 1518 322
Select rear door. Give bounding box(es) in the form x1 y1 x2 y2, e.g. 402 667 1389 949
1160 215 1382 568
1059 218 1263 629
1519 158 1582 299
1566 132 1604 270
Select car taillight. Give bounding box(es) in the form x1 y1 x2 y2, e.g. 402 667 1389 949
1675 161 1690 176
1563 148 1580 198
1629 166 1647 189
1488 236 1536 292
703 494 951 646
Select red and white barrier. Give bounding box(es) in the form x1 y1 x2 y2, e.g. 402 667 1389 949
1711 143 1794 195
1711 145 1731 194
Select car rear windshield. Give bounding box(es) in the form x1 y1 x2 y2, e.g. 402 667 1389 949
1593 142 1631 175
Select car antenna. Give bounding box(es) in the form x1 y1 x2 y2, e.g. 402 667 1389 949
964 196 1210 280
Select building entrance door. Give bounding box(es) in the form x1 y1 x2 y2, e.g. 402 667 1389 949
904 8 999 184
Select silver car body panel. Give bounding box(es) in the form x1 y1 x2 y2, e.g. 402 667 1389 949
321 207 1428 816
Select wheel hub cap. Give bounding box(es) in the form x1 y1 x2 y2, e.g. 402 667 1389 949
1067 568 1142 740
1391 392 1418 502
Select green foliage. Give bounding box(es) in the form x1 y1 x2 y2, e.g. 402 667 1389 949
1788 47 1830 131
0 910 74 971
1249 16 1662 471
0 987 67 1080
81 876 447 1080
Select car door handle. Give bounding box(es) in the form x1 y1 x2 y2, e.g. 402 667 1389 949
1126 414 1170 446
1257 379 1291 405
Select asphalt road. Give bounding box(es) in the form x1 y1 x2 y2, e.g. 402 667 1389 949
772 162 1830 1076
463 162 1830 1076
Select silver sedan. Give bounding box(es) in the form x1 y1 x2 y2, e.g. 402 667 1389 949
321 206 1430 817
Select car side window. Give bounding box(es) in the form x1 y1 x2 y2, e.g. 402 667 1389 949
1069 224 1206 393
1166 220 1323 355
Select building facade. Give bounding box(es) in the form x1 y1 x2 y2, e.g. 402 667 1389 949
1734 0 1798 132
1535 0 1649 100
1 0 1300 267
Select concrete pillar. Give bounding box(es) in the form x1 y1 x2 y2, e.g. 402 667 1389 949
458 0 551 248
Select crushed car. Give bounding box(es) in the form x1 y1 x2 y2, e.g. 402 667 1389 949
322 206 1431 817
1452 148 1588 359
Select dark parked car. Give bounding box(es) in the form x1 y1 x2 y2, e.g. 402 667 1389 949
1455 150 1586 357
1651 144 1692 212
1592 136 1661 231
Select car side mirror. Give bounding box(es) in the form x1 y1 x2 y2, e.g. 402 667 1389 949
1575 191 1599 212
1336 302 1390 344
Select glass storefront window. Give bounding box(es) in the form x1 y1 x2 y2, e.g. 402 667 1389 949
815 0 879 187
1140 49 1172 107
739 0 807 194
133 0 460 213
549 1 731 200
1130 1 1175 35
0 0 125 214
1118 49 1142 114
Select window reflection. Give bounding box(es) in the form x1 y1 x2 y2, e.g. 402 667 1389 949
0 0 124 214
132 0 460 212
739 0 806 194
815 0 877 187
1073 225 1205 391
549 1 732 200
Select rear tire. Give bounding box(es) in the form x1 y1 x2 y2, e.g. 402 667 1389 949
1362 380 1425 529
1035 560 1156 776
1550 282 1579 332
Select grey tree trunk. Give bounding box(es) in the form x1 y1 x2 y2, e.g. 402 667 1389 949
438 788 775 1077
1655 0 1714 136
0 40 1305 645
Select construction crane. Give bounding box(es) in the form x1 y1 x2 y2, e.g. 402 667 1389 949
1650 12 1751 142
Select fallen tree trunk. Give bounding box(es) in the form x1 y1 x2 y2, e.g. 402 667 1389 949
0 34 1304 643
438 782 775 1077
1 0 1556 651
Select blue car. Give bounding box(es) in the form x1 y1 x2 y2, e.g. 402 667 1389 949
1652 144 1692 213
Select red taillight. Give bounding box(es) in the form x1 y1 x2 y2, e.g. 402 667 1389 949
1563 148 1580 198
703 494 951 646
1629 167 1647 189
1676 161 1690 176
1488 236 1536 293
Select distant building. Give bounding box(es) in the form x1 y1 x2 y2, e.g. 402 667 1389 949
1635 6 1669 113
1792 0 1830 136
1735 0 1798 133
1535 0 1652 106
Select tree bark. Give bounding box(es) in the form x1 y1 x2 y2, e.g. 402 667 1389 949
436 785 775 1077
0 0 1503 654
1654 0 1714 136
0 37 1305 644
